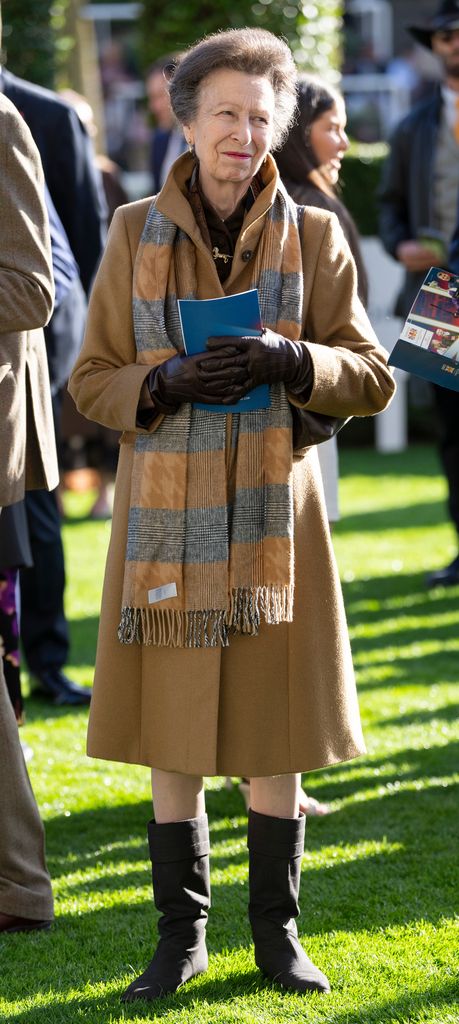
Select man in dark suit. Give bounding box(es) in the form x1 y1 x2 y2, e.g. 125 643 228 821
0 7 107 703
145 56 186 194
379 0 459 588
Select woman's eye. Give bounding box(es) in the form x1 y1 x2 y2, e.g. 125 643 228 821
253 116 268 125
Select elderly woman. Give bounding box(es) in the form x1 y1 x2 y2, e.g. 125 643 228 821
69 28 395 1003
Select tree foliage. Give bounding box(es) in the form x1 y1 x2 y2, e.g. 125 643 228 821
0 0 343 93
139 0 343 77
1 0 57 86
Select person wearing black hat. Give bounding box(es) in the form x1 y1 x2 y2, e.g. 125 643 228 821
379 0 459 588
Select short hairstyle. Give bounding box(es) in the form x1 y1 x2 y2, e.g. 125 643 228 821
169 28 297 149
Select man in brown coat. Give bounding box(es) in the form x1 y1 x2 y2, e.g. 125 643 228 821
0 93 58 931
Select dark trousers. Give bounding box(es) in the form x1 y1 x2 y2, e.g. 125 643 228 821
20 486 69 674
432 384 459 537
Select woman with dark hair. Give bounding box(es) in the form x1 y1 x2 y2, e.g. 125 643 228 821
276 76 369 529
70 28 394 1004
275 75 368 305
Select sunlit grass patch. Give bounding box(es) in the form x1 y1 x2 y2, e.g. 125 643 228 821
1 445 458 1024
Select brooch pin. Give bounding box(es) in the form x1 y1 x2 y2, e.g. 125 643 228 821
212 246 232 264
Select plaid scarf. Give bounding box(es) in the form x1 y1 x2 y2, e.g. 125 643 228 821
118 171 304 648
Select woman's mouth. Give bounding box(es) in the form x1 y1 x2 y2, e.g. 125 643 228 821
223 151 252 160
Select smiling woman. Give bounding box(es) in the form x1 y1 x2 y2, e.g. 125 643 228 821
181 69 275 219
69 25 395 1008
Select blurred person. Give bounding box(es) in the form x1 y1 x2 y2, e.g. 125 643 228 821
0 93 57 933
274 74 370 816
0 190 85 717
0 502 32 725
0 5 106 702
59 89 129 225
379 0 459 588
275 76 368 529
70 27 394 1001
146 55 187 193
60 88 129 519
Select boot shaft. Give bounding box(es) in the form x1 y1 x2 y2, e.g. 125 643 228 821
247 809 305 924
147 815 211 937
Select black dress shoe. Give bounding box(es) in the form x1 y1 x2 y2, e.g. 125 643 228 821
32 669 92 706
0 912 52 933
426 554 459 589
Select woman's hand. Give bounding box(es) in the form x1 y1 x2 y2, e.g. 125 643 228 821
147 348 250 412
205 330 313 396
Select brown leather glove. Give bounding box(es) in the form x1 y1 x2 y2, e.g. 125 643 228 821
147 347 250 413
205 330 313 398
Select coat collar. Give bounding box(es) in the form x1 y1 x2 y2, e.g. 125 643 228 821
155 151 281 246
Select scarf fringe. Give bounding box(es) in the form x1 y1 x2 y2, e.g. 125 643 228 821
118 585 294 649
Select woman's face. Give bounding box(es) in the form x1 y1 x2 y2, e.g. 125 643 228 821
183 68 275 203
309 100 349 186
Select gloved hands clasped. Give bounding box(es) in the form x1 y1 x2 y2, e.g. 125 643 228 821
147 330 313 412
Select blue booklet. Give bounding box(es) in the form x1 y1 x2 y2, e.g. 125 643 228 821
178 288 271 413
389 267 459 392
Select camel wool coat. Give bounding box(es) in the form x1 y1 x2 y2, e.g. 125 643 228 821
69 154 395 777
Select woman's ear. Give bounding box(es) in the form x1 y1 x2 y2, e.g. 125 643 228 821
183 127 195 154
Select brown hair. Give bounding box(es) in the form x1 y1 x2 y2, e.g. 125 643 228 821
169 28 297 148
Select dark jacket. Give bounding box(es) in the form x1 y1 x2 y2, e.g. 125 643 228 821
44 188 87 392
281 178 368 307
449 218 459 275
1 69 106 295
379 87 444 316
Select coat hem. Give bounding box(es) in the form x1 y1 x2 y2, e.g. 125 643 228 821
86 743 366 777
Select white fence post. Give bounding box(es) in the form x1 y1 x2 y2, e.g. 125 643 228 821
361 237 408 452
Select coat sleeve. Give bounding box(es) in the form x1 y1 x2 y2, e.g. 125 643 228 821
0 103 54 334
294 213 395 418
68 206 156 433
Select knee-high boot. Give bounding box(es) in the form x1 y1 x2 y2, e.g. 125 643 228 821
122 814 210 1002
247 809 330 994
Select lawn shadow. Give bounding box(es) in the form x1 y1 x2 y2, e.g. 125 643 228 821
336 498 446 535
39 738 458 939
304 737 459 802
2 758 457 1013
339 445 442 480
338 569 459 691
2 946 458 1024
343 571 459 620
327 978 459 1024
379 702 459 729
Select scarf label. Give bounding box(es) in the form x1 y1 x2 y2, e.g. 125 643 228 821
148 582 178 604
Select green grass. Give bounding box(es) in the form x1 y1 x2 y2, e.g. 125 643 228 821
1 444 458 1024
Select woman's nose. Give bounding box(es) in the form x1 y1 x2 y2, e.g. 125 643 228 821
232 116 252 145
340 129 350 152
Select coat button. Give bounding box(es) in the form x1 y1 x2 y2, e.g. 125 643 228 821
241 249 253 262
